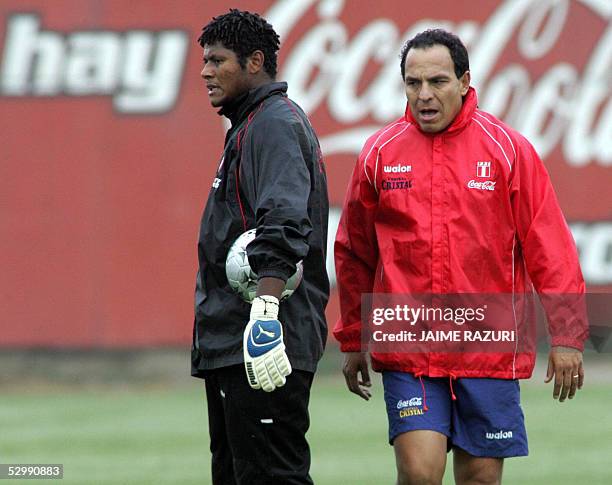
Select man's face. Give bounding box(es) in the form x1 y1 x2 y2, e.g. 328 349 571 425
201 43 250 108
403 44 470 133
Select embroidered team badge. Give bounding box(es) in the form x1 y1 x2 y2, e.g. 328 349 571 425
476 161 491 178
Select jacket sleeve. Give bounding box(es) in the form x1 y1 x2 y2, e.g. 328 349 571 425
510 136 588 351
241 112 313 281
333 141 380 352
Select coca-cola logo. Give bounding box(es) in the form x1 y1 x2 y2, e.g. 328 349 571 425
468 180 497 191
397 397 422 409
268 0 611 285
267 0 611 167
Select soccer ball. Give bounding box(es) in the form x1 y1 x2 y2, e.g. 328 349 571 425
225 229 303 303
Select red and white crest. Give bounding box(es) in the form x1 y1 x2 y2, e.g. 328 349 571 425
476 161 492 178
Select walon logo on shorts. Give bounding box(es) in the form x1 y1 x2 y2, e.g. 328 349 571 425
485 430 513 440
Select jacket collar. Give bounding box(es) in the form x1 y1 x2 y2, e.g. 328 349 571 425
219 82 288 126
404 86 478 136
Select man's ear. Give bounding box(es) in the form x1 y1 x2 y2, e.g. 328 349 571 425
459 70 471 96
247 50 265 75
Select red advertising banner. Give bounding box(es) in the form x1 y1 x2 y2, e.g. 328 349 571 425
1 0 610 346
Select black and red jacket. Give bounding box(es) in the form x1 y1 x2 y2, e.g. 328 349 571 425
192 82 329 377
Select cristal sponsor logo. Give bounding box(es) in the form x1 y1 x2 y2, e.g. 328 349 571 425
485 430 513 440
399 408 424 418
397 397 422 409
0 14 188 113
384 164 412 173
468 180 496 191
382 179 412 191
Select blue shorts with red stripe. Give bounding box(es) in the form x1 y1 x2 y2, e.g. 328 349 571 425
382 372 529 458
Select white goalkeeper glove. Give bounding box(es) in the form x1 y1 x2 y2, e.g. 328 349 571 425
243 295 292 392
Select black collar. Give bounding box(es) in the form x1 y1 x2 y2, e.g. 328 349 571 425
218 82 288 126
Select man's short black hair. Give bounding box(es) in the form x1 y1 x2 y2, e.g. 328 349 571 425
198 9 280 78
400 29 469 80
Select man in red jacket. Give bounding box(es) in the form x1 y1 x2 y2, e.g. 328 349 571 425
334 29 588 484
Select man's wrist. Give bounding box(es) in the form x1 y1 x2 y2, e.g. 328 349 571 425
256 276 285 300
551 345 582 353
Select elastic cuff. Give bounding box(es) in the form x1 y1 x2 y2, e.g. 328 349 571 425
339 341 363 352
550 337 585 352
257 268 290 282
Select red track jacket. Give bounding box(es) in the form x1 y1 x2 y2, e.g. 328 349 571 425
333 88 587 379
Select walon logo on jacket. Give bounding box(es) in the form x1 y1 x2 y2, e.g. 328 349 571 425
384 164 412 173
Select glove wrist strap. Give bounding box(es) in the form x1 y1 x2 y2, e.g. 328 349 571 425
250 295 280 320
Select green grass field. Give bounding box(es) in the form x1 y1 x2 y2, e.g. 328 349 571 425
1 361 611 484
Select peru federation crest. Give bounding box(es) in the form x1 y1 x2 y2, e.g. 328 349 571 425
476 161 491 178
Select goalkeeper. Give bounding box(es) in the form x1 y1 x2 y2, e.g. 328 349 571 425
191 9 329 485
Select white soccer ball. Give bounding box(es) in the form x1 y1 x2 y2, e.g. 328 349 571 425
225 229 303 303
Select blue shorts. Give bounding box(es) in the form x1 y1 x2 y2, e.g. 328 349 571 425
382 372 528 458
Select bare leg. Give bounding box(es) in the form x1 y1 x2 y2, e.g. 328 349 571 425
453 447 504 485
393 430 447 485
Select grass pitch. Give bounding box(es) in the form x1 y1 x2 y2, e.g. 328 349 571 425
1 362 611 484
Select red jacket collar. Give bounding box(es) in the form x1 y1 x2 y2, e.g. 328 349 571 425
404 86 478 136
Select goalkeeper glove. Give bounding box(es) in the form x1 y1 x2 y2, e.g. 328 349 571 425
243 295 292 392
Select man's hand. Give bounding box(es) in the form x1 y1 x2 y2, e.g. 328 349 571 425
544 346 584 402
243 295 291 392
343 352 372 400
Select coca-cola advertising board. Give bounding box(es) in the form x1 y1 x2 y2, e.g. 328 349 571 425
1 0 610 346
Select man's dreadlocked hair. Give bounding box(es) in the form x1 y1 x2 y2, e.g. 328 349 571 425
198 9 281 78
